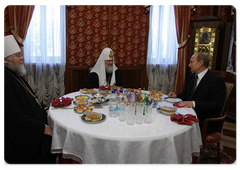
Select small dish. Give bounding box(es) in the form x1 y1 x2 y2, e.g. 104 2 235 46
75 95 90 100
81 112 106 123
157 105 178 115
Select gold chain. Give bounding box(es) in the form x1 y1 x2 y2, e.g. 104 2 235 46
6 68 42 108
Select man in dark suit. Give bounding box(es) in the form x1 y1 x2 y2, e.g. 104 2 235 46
168 52 226 134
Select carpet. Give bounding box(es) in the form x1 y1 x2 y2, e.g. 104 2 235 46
198 144 236 164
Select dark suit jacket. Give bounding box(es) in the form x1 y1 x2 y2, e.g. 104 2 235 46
177 70 226 133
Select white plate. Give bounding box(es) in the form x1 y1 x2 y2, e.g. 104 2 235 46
164 97 182 103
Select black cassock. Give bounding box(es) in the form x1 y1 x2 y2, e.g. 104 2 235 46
4 67 55 163
85 69 124 88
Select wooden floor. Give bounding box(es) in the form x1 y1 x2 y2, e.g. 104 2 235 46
221 118 236 159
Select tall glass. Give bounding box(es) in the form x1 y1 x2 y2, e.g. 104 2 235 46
135 104 144 124
119 103 127 122
144 105 152 124
127 104 135 125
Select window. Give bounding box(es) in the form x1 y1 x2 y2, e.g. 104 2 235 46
146 5 178 93
24 5 65 64
23 5 66 105
147 5 178 65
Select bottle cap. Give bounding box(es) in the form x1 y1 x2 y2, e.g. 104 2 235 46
130 89 134 92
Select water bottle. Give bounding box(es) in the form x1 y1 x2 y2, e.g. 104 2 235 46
128 89 136 105
118 90 127 122
116 90 123 116
109 90 118 118
136 88 142 104
118 90 124 106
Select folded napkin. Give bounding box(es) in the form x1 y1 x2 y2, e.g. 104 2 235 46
173 103 182 108
170 114 199 125
52 97 73 107
99 85 111 90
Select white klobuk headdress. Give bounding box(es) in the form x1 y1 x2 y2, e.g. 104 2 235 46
4 35 21 58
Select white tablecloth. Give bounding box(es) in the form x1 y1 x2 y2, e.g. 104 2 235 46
48 91 202 164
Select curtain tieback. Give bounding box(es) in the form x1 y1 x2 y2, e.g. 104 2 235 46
233 40 237 46
10 27 24 45
178 35 190 49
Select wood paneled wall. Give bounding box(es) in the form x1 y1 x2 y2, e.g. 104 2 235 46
65 66 148 93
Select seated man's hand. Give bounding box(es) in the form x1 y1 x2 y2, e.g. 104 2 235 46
44 124 53 136
168 92 177 98
178 101 194 108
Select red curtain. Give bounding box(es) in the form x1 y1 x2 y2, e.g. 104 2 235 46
174 6 191 94
7 5 35 46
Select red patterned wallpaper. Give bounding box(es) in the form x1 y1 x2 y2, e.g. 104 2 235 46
110 6 148 66
67 6 109 66
67 5 148 66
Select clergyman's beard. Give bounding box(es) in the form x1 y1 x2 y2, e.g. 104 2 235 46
105 65 113 74
7 60 26 76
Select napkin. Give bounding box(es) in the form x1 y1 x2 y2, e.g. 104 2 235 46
99 85 111 90
52 97 73 107
170 114 199 125
173 103 182 108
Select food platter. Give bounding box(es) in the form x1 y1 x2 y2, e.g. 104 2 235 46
74 104 94 113
88 97 109 106
164 97 182 103
81 113 106 123
80 88 94 94
92 91 107 97
150 95 162 101
150 90 164 96
73 98 88 105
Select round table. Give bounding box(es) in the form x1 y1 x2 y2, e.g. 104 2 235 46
48 91 202 164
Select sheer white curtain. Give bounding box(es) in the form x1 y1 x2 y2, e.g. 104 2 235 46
147 5 178 94
24 5 66 105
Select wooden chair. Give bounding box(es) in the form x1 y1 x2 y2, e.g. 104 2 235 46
88 62 96 72
198 70 235 163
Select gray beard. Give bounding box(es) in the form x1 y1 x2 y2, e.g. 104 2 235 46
7 60 26 76
105 65 113 74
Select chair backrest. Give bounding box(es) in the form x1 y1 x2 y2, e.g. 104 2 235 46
88 62 96 72
221 82 234 116
211 70 236 117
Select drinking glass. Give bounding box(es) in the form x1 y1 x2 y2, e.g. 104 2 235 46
144 105 152 124
136 104 144 124
127 105 135 125
119 103 127 122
